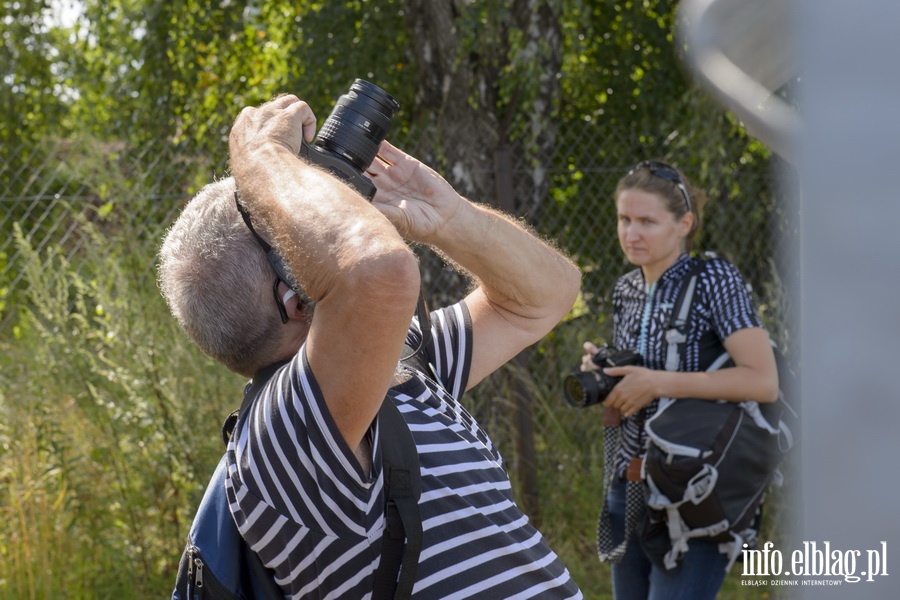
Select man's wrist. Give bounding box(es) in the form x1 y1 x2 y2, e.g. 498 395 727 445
420 197 478 249
231 143 294 179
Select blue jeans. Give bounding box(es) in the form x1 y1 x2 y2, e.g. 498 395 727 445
607 480 728 600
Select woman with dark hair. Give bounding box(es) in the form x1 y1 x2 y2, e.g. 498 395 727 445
582 161 779 600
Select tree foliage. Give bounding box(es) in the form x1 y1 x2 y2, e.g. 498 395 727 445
1 0 74 146
6 1 771 203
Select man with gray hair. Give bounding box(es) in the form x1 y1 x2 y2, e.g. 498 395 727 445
158 94 583 598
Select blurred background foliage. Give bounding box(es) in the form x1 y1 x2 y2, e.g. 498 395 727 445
1 0 795 597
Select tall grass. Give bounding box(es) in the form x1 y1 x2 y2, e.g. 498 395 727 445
0 219 242 598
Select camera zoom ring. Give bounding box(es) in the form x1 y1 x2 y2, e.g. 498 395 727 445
318 120 380 170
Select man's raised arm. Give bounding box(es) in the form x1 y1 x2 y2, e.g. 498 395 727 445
368 141 581 388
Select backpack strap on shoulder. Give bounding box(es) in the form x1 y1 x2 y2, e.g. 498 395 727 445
373 295 429 599
664 257 707 372
372 398 423 599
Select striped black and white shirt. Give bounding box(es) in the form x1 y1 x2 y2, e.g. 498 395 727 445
611 253 764 475
225 302 583 599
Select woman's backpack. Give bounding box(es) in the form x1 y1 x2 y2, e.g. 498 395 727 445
640 257 799 571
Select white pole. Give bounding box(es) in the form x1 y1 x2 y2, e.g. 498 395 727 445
795 1 900 596
679 1 900 596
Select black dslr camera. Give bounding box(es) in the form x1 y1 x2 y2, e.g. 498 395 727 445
299 79 400 200
563 346 643 408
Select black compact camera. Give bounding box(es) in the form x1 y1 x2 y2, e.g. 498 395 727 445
299 79 400 200
563 346 643 408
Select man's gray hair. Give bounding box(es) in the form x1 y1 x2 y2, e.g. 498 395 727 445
157 177 282 375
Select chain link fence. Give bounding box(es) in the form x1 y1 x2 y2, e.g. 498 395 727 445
1 126 792 332
0 136 193 329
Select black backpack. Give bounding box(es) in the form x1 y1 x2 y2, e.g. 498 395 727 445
172 343 429 600
639 257 799 571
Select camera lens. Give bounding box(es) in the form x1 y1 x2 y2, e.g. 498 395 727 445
564 372 604 408
315 79 400 172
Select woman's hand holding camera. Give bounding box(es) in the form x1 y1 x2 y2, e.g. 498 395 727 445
602 365 661 419
580 341 602 372
578 341 659 418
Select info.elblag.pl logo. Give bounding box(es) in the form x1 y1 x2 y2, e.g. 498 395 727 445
740 541 889 587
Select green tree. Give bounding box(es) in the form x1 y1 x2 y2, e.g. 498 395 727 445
0 0 74 147
70 0 414 158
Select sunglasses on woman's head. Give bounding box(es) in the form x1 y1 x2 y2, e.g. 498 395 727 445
629 160 693 215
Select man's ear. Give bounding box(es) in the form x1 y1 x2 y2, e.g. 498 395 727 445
281 286 314 323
